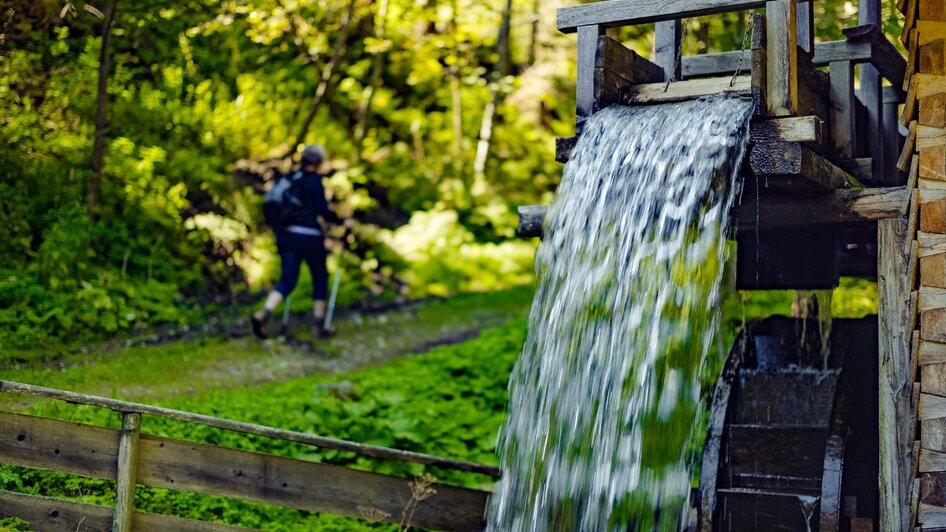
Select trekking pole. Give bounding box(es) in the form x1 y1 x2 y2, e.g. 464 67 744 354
324 267 342 330
281 295 292 335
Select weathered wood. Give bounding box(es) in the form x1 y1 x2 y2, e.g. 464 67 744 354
921 286 946 343
137 435 488 531
749 142 853 190
839 157 875 182
924 392 946 420
907 29 920 91
922 447 946 473
904 0 918 46
850 516 875 531
886 99 904 183
518 187 908 237
921 143 946 180
0 490 247 532
905 76 921 127
655 20 682 81
830 60 857 158
921 0 946 20
844 24 909 89
555 136 577 164
921 91 946 127
797 0 814 54
576 24 603 132
858 39 886 183
765 0 798 116
920 502 946 528
921 39 946 75
557 0 767 33
820 435 845 532
879 214 915 532
923 362 946 396
683 50 750 78
920 339 946 366
622 75 751 104
595 35 664 86
0 380 500 476
751 116 823 144
923 198 946 232
923 252 946 288
751 13 767 113
923 416 946 452
0 411 489 531
113 412 141 532
902 120 920 172
918 21 946 46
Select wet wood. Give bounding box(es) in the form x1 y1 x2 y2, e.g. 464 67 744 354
113 412 141 532
727 424 829 479
557 0 767 33
517 205 546 238
749 142 852 190
716 488 819 531
820 435 845 532
765 0 798 116
0 490 247 532
733 371 837 425
622 75 751 104
0 380 500 476
555 136 577 163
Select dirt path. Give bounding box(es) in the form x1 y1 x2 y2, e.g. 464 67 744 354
0 287 533 404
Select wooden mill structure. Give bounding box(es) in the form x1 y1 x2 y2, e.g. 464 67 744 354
518 0 946 530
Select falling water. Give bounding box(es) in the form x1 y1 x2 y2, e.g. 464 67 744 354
487 96 754 531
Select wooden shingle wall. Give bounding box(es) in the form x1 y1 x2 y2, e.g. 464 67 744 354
901 0 946 529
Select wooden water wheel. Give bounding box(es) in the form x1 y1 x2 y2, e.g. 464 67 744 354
698 316 879 531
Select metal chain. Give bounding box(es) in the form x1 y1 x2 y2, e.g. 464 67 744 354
731 13 753 87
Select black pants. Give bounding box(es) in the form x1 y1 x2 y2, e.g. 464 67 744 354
274 231 328 300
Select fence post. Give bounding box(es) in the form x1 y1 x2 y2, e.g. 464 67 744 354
112 412 141 532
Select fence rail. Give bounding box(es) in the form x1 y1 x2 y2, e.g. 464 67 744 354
0 380 494 532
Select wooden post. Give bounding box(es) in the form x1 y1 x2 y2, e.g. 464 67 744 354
830 61 857 158
766 0 798 116
112 412 140 532
576 24 604 133
860 0 887 183
879 216 914 532
655 19 682 81
885 97 903 183
751 13 768 114
797 0 815 55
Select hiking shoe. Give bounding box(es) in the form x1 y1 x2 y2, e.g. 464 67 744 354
251 310 270 339
313 319 335 339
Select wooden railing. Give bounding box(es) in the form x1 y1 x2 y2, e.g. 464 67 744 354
0 380 496 532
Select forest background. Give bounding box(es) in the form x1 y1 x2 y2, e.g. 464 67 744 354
0 0 903 350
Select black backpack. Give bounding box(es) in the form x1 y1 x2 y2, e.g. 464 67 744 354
263 171 306 230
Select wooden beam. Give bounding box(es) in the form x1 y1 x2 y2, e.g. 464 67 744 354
920 339 946 365
830 61 857 158
0 380 500 477
682 50 750 78
765 0 798 116
576 24 604 133
517 186 907 237
0 490 245 532
797 0 815 54
751 13 768 113
749 142 853 190
594 36 665 109
113 412 141 532
655 20 682 81
557 0 767 33
843 24 908 88
623 75 751 104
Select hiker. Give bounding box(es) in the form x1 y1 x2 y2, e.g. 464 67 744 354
252 144 343 339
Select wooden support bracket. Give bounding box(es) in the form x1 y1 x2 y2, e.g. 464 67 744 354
749 142 854 191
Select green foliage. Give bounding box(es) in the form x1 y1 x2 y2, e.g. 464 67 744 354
1 317 528 529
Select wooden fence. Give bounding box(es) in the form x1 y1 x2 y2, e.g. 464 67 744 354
0 380 497 532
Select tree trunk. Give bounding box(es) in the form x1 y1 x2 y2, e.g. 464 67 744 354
87 0 119 222
472 0 513 191
449 0 463 159
283 0 357 159
528 0 540 66
353 0 390 158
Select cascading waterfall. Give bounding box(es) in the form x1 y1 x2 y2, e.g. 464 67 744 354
487 96 754 531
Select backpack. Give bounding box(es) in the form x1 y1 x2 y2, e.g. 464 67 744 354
263 171 306 230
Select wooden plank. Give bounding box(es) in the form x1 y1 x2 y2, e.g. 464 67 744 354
765 0 798 116
797 1 814 55
557 0 767 33
576 25 603 133
113 412 141 532
905 76 920 128
655 20 682 81
923 392 946 421
921 471 946 510
905 0 918 47
918 21 946 46
751 116 822 143
922 286 946 343
830 61 857 158
750 142 853 190
0 410 118 480
843 23 909 88
920 502 946 528
751 13 767 113
922 252 946 288
921 143 946 180
682 50 749 78
923 416 946 452
0 489 248 532
885 93 903 183
923 198 946 232
903 120 920 172
919 125 946 149
907 29 920 91
921 340 946 365
137 435 488 532
0 380 500 477
921 0 946 20
879 215 915 532
623 75 751 104
595 35 664 84
920 90 946 127
860 63 887 183
923 362 946 396
921 39 946 74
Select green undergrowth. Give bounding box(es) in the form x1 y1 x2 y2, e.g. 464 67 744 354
0 316 528 530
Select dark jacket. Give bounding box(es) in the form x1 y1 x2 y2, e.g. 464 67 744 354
293 170 341 230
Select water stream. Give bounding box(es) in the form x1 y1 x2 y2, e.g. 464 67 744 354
487 96 754 531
